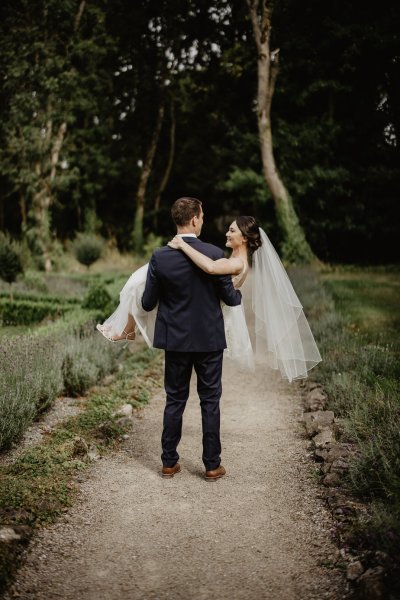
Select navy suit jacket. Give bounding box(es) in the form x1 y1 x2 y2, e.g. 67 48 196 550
141 237 242 352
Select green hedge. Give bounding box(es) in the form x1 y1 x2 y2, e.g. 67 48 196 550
82 281 113 313
0 298 73 326
0 291 80 304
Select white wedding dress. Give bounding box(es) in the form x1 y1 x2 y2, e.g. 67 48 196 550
96 262 254 371
221 263 255 371
97 264 155 347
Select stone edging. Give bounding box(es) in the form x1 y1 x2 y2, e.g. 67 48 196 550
300 380 389 599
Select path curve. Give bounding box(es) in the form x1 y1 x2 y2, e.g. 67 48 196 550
5 280 347 600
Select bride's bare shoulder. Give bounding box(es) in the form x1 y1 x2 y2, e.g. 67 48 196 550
226 255 245 274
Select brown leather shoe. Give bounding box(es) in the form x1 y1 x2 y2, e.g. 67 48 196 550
205 465 226 481
161 463 181 478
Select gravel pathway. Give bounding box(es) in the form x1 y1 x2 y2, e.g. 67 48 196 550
4 282 347 600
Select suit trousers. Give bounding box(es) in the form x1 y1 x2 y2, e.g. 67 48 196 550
162 350 224 471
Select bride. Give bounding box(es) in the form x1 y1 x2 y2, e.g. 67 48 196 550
97 216 321 382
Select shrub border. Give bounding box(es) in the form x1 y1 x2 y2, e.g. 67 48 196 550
0 345 163 595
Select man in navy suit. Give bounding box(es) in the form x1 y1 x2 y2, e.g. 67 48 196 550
141 197 242 481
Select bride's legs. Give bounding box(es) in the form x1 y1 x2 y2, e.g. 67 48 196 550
111 313 137 341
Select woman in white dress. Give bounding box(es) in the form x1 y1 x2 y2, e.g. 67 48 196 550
97 216 321 382
167 216 257 372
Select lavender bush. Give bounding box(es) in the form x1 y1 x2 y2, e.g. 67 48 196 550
0 314 120 450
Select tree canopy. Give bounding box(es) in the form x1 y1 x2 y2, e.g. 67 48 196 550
0 0 398 264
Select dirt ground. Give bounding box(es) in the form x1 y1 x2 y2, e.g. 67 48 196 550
4 281 348 600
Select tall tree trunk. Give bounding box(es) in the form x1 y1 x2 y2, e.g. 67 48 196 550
133 97 165 253
0 195 4 231
49 121 67 185
31 183 53 272
74 0 86 33
246 0 314 263
153 100 176 230
19 190 27 231
30 121 67 271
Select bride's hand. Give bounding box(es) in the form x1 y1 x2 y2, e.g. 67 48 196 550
168 235 183 250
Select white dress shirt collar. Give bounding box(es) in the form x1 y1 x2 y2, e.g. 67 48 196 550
176 233 197 238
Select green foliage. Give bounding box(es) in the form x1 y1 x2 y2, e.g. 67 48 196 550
0 0 116 265
0 344 163 593
0 312 121 450
27 307 97 339
82 281 112 315
0 234 23 285
290 265 400 568
0 269 87 299
0 298 71 326
0 345 161 498
62 333 119 397
73 233 105 268
83 208 102 234
271 0 400 263
21 270 49 294
143 233 163 258
0 335 64 448
42 273 88 299
346 382 400 499
0 0 398 263
62 352 98 397
217 167 270 221
0 290 79 305
103 273 135 301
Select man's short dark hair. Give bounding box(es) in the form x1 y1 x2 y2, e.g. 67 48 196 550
171 197 202 227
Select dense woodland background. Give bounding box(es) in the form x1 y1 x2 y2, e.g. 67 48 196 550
0 0 399 266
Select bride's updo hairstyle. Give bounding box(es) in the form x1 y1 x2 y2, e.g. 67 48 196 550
236 216 262 254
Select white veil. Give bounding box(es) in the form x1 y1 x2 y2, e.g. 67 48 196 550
252 228 322 382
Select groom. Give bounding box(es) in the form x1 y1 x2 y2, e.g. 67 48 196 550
141 197 242 480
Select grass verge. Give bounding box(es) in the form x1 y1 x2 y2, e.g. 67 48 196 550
290 265 400 589
0 345 163 593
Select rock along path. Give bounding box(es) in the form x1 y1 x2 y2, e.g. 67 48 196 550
5 280 347 600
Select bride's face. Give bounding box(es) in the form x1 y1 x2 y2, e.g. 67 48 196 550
226 221 246 249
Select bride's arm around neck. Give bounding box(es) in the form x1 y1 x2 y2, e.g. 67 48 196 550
168 236 244 276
